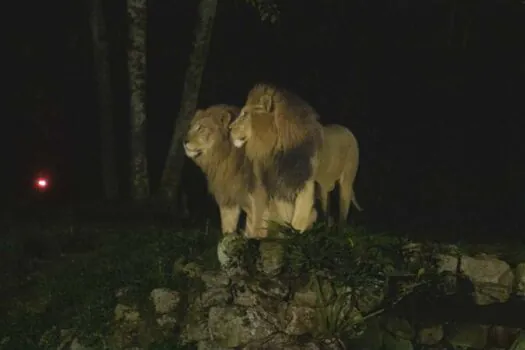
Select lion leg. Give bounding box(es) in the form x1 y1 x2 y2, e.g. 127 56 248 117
246 187 269 239
273 199 294 225
307 207 318 228
219 205 241 234
338 174 355 227
318 185 333 226
291 180 316 232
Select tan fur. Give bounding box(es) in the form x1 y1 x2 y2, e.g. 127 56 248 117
183 105 258 235
230 83 324 236
316 124 363 226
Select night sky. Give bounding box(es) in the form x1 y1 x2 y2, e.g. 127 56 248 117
5 0 525 238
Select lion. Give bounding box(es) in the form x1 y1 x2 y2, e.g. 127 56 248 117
229 83 324 236
316 124 363 226
183 104 259 236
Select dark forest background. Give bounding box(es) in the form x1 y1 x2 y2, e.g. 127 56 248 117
5 0 525 238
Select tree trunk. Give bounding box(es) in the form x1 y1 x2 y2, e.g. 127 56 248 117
89 0 119 200
159 0 218 202
127 0 150 200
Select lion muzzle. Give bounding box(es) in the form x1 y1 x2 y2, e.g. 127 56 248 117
183 142 202 158
232 138 246 148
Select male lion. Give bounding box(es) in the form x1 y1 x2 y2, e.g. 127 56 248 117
183 105 258 236
316 124 363 226
229 83 324 235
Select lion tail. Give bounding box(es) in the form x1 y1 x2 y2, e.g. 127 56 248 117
352 192 363 211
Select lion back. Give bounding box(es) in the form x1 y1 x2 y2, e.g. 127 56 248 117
316 124 358 189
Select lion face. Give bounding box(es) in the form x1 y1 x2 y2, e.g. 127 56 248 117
229 97 273 148
184 110 229 159
229 108 253 148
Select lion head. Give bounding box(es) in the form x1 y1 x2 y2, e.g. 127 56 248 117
184 105 238 160
183 104 255 210
229 83 323 163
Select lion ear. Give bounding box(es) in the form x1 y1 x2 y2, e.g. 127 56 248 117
259 95 273 112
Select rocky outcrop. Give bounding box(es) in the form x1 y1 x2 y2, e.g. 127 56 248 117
30 235 525 350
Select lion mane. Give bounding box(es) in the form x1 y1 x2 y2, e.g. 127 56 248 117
184 104 255 234
316 124 363 226
230 83 324 234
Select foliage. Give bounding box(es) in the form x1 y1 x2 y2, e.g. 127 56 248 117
312 275 365 342
0 224 219 349
243 0 279 23
279 223 407 288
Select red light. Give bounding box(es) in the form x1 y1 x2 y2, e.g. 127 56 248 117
35 177 49 191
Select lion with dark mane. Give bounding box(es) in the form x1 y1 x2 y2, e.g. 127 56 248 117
229 83 324 236
183 105 258 236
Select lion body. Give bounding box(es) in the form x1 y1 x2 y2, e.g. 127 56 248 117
316 124 362 226
229 83 324 236
184 105 256 235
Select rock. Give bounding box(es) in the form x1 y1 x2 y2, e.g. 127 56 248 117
110 308 144 349
114 304 140 323
242 333 317 349
181 310 210 343
201 270 231 289
282 304 316 335
150 288 180 314
156 314 177 328
232 277 289 312
446 323 489 349
181 284 233 344
208 305 279 348
233 277 290 307
417 323 444 345
217 234 247 276
197 340 230 350
251 276 290 299
257 240 285 276
70 337 96 350
438 254 514 305
514 263 525 298
293 274 336 308
199 287 232 309
233 281 265 307
181 261 203 278
318 338 347 350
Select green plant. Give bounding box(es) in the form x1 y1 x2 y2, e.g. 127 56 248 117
312 274 364 343
280 223 406 288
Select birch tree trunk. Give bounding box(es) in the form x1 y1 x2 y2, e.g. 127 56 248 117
159 0 218 202
127 0 150 200
89 0 119 200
